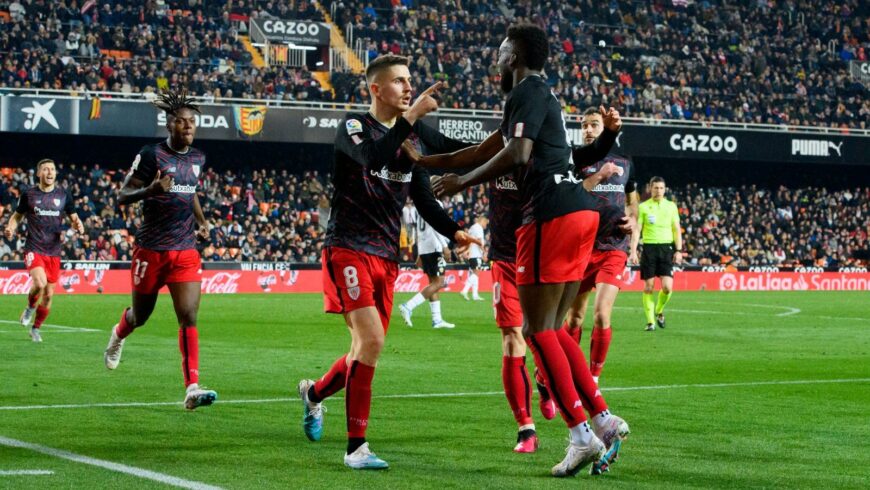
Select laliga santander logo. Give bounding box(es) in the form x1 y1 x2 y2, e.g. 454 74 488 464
394 271 426 292
1 272 33 295
258 273 277 292
202 272 241 294
792 275 810 290
719 273 738 291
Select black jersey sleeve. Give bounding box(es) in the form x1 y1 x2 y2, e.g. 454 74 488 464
335 114 413 167
14 189 28 214
504 83 548 141
64 189 76 215
130 145 158 183
414 121 473 154
409 167 460 240
571 128 618 166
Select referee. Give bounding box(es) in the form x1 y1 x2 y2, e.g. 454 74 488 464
638 176 682 331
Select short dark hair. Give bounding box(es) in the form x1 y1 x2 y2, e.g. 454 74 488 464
36 158 55 171
650 176 666 185
582 107 601 117
506 24 549 71
152 88 200 116
365 54 409 83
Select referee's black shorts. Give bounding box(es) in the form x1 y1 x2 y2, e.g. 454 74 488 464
640 243 675 280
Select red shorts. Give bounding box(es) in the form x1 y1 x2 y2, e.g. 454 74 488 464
492 260 523 328
515 210 599 286
322 247 398 332
132 247 202 294
25 251 61 284
579 249 629 293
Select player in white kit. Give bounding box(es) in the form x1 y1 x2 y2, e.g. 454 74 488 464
399 196 457 329
460 215 487 301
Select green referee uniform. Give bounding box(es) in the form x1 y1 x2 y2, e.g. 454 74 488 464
638 197 681 328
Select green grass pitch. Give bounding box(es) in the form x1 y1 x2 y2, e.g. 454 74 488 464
1 291 869 489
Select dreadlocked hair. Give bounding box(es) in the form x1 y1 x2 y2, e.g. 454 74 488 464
152 88 200 116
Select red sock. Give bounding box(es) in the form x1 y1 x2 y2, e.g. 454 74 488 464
556 328 608 416
311 354 348 403
115 308 135 339
590 327 613 377
178 326 200 387
527 330 586 427
563 320 582 344
33 306 49 328
502 356 533 426
27 290 39 308
345 360 375 438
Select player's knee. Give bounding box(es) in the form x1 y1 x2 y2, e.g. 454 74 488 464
179 311 198 328
661 286 672 295
643 285 654 294
566 309 584 328
358 334 384 357
593 310 610 328
501 330 525 355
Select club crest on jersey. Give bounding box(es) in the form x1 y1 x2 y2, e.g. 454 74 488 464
168 166 177 173
53 198 61 206
348 286 360 300
346 119 363 135
193 165 201 177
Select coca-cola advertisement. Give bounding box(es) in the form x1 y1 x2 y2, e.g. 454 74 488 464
2 268 869 295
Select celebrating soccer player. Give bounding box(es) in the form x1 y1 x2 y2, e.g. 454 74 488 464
4 158 85 343
296 55 481 470
431 24 630 476
103 89 217 411
639 176 683 331
562 107 640 383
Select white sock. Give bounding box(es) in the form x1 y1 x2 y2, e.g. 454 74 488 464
186 383 199 393
429 300 443 324
461 276 472 294
518 423 536 432
569 421 595 445
594 410 612 428
405 292 425 311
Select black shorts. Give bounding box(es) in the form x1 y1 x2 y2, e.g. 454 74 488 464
467 257 483 271
421 253 446 277
640 243 675 279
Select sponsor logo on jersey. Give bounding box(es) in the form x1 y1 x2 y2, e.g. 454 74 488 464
591 183 625 193
34 206 61 216
495 176 518 191
370 168 412 183
170 184 197 194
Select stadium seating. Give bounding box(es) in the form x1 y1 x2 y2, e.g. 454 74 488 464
1 1 865 126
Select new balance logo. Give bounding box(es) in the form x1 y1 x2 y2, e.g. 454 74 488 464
573 400 583 409
791 139 843 157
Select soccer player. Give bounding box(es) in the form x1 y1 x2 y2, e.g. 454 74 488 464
562 107 639 382
405 107 622 453
398 187 457 329
4 159 85 343
432 24 630 476
295 54 481 470
102 89 217 411
638 176 683 331
459 215 486 301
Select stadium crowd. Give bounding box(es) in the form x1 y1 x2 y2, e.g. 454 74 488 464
1 0 867 128
1 164 867 268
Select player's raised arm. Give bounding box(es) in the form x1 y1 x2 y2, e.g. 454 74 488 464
572 106 621 166
337 83 442 168
403 130 504 170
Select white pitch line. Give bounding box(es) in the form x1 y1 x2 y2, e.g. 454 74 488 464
0 436 222 490
0 470 54 476
1 378 868 412
0 320 101 333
